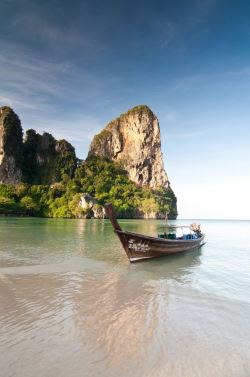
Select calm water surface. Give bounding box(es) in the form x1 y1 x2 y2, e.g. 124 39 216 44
0 218 249 377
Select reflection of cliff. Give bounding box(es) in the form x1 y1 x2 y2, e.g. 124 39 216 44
71 249 201 370
72 271 166 369
0 246 201 376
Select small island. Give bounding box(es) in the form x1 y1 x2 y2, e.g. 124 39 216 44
0 105 177 219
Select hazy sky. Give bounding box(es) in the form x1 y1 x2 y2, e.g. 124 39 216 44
0 0 249 219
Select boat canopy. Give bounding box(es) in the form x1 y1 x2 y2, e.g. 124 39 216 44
159 225 191 229
160 223 201 231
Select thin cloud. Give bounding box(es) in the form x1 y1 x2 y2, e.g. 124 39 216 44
159 22 177 48
5 0 97 51
0 41 108 114
222 66 250 77
21 113 103 143
13 14 93 50
0 43 70 106
0 96 52 111
187 0 218 27
163 110 179 121
171 65 250 93
171 73 205 92
167 130 206 139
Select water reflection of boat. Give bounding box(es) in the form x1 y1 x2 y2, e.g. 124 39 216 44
105 204 205 262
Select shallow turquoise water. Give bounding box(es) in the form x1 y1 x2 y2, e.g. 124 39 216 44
0 218 249 377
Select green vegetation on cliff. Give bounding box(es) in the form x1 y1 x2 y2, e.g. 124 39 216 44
90 129 112 150
0 182 83 218
76 156 177 218
106 105 154 129
0 156 177 219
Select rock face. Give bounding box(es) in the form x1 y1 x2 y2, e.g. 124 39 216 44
79 193 105 219
22 129 77 184
0 107 23 184
0 106 77 185
88 106 169 189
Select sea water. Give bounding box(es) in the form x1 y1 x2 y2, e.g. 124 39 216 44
0 218 249 377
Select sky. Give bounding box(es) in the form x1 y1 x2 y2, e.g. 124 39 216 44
0 0 250 219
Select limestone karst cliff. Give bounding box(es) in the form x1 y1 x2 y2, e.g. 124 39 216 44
0 106 77 185
0 107 23 184
88 105 169 189
0 105 177 219
22 129 77 184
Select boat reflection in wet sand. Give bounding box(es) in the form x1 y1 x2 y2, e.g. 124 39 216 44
105 203 205 262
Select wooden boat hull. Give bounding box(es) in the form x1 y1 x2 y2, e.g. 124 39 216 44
105 203 205 262
116 229 205 262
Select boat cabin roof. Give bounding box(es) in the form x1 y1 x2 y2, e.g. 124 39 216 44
159 225 191 229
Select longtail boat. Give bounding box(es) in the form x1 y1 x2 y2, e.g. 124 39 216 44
105 203 205 262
